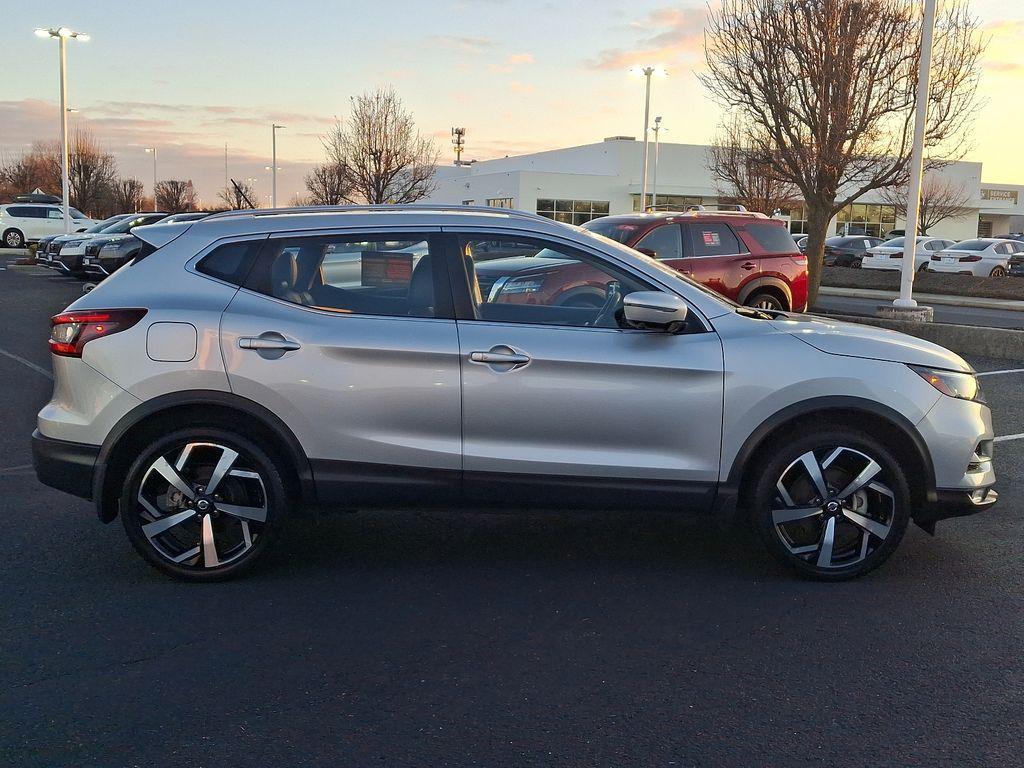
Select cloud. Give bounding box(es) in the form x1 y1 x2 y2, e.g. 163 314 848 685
587 6 709 71
488 52 537 73
428 35 495 55
508 81 534 95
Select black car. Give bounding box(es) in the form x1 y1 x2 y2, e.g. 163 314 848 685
58 212 169 277
82 212 212 280
823 235 885 268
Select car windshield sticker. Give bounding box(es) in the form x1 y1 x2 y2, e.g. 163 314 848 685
702 230 721 247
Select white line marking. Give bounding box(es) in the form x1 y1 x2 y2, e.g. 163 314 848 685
994 433 1024 443
0 464 34 475
0 348 53 380
977 369 1024 377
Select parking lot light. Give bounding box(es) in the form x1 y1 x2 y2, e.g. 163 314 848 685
629 66 667 212
35 26 89 234
144 148 157 211
271 124 285 208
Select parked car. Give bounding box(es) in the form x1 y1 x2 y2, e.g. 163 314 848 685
861 236 955 273
1008 251 1024 277
0 203 98 247
37 214 137 267
823 236 885 268
582 209 807 312
795 235 808 252
927 238 1024 277
82 212 215 279
54 212 169 277
32 205 995 582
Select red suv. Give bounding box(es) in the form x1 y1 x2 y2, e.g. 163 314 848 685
581 209 808 311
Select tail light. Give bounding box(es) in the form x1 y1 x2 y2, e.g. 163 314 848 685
931 254 942 261
959 255 982 262
49 308 147 357
889 251 904 259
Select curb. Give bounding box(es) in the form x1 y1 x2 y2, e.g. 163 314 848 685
825 313 1024 362
820 286 1024 312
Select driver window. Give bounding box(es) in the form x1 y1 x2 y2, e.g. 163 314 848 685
461 236 650 329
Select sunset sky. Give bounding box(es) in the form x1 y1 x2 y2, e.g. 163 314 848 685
3 0 1023 205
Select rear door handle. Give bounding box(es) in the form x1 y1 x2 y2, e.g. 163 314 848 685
470 351 530 365
239 337 300 351
740 261 757 271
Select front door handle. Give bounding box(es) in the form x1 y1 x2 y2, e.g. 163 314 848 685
238 332 300 360
469 345 531 370
740 261 757 271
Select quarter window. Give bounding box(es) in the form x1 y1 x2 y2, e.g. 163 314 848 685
196 240 264 285
462 236 650 329
685 223 744 257
250 234 439 318
742 221 798 253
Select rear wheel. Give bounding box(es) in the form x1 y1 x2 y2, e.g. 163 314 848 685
747 292 786 311
750 427 910 580
3 229 24 248
120 428 287 581
990 266 1007 278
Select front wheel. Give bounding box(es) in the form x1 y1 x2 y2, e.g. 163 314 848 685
120 428 287 581
750 427 910 580
3 229 24 248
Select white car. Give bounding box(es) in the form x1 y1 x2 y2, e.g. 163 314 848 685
1 203 97 248
926 238 1024 277
861 236 954 272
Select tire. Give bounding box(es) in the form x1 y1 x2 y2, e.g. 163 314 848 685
3 229 24 249
120 427 287 581
990 266 1007 278
918 262 929 273
749 426 910 580
851 258 862 269
746 292 786 311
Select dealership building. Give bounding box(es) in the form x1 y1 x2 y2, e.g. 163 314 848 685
424 137 1024 241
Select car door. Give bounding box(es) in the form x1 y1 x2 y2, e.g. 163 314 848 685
448 229 724 510
218 229 463 505
43 207 66 238
9 207 38 240
679 220 755 302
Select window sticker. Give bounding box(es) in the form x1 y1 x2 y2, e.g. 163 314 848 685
701 230 721 247
361 252 413 286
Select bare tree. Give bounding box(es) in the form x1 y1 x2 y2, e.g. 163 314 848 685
155 180 197 212
323 88 439 204
0 147 60 203
304 163 350 206
38 130 119 216
217 179 258 210
707 118 800 216
110 177 145 213
702 0 984 305
878 174 973 234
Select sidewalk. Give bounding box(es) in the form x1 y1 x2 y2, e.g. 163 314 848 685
819 286 1024 312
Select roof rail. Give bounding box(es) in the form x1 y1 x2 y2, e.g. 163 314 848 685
199 203 555 224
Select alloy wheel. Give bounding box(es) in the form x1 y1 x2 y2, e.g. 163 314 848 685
751 294 784 311
135 441 268 569
770 446 896 570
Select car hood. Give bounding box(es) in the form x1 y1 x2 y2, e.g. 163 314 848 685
769 313 971 372
474 255 577 276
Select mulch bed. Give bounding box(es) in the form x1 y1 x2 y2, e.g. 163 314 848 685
820 266 1024 300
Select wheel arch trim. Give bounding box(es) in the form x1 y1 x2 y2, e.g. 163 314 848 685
93 389 315 522
737 276 792 308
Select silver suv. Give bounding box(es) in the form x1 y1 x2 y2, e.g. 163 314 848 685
32 206 997 581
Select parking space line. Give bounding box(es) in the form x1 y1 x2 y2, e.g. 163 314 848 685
0 464 33 475
994 433 1024 443
977 368 1024 377
0 348 53 380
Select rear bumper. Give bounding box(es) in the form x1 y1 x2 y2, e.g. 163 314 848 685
31 429 98 500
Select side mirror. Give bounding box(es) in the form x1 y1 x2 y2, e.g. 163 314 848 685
635 247 658 258
622 291 689 332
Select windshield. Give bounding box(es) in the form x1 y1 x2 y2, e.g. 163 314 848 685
880 237 907 248
950 240 990 251
82 216 127 234
103 214 164 234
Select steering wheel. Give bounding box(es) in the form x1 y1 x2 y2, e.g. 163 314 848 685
587 281 622 327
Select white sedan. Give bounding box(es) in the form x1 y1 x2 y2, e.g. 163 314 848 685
926 238 1024 277
861 236 954 272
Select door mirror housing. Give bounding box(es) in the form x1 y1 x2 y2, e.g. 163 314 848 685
622 291 689 332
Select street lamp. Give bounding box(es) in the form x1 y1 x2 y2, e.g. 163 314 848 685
144 147 157 211
35 26 89 234
271 124 285 208
629 65 667 212
651 116 666 210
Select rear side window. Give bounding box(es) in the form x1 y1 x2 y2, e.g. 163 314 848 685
196 240 263 285
686 222 743 257
743 222 798 254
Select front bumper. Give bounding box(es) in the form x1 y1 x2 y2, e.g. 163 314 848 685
32 429 98 500
916 487 998 530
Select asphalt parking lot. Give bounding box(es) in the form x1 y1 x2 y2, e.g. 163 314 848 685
2 262 1023 767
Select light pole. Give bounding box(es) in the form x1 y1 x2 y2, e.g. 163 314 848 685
893 0 937 313
651 116 665 210
271 123 284 208
35 26 89 234
630 66 666 212
144 147 157 211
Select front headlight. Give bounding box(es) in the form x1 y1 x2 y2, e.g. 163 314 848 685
910 365 984 403
496 277 543 296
